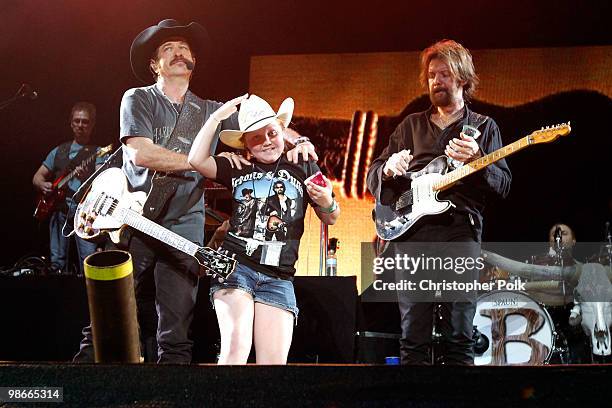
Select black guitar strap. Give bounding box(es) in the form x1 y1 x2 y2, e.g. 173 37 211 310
142 91 207 220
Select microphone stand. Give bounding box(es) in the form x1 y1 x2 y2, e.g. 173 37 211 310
0 94 24 110
605 222 612 272
553 227 566 298
0 84 36 110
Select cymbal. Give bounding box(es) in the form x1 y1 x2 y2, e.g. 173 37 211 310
587 244 612 265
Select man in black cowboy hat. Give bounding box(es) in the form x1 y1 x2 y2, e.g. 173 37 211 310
74 19 316 363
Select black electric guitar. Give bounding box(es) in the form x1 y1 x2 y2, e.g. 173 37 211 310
74 167 236 279
374 123 571 240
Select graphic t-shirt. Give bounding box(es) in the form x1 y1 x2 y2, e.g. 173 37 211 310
213 156 320 280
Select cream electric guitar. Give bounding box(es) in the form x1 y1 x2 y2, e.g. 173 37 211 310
74 167 236 279
374 123 572 240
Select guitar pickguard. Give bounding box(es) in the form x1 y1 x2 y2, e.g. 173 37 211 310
374 156 454 240
75 168 146 242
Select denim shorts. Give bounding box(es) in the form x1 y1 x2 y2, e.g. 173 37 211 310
210 263 299 320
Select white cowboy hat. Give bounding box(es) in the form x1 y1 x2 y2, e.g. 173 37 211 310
220 94 294 149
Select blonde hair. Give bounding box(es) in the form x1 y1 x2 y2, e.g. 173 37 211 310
419 39 479 102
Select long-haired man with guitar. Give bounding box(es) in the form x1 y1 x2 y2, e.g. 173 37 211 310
366 40 512 365
32 101 105 274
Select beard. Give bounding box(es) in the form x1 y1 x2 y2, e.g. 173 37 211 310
429 88 452 107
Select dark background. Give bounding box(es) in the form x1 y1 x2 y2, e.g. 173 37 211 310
1 0 611 267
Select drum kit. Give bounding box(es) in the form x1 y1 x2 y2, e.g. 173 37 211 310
472 238 612 366
203 179 231 235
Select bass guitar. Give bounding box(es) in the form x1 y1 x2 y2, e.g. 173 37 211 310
34 144 113 221
374 123 571 240
73 167 236 279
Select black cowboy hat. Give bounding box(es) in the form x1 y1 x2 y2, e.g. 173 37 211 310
130 19 211 83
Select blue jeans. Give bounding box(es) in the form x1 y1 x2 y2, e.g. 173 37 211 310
49 210 98 274
210 263 299 320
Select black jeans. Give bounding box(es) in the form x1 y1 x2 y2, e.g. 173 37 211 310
391 212 480 365
73 231 200 364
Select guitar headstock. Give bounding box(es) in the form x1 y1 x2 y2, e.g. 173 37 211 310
529 122 571 145
98 144 114 157
196 247 237 280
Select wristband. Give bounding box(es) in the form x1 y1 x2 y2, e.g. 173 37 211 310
318 199 338 214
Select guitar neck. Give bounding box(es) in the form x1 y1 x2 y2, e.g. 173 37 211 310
119 209 200 257
56 152 98 189
434 135 531 191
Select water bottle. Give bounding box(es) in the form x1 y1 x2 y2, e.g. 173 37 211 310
325 250 337 276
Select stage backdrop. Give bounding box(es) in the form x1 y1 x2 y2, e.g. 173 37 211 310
248 46 612 292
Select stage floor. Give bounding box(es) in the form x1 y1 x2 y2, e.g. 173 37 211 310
1 362 611 407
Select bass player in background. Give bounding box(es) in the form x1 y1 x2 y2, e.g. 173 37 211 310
32 101 104 275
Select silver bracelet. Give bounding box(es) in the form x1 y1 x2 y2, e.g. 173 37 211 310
294 136 311 145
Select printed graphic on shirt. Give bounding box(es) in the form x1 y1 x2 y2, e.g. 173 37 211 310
153 126 174 145
229 168 305 257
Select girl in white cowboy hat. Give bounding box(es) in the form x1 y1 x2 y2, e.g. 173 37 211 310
189 94 340 364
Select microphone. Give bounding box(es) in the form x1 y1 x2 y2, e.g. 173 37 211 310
184 60 194 71
0 83 37 110
605 221 611 243
17 83 38 100
554 226 562 250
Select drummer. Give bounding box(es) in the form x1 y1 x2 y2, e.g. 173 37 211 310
527 223 578 305
531 223 577 267
530 222 589 363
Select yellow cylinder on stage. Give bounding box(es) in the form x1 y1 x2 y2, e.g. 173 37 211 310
84 250 140 363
